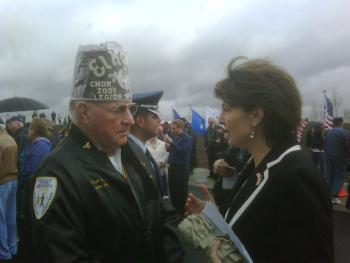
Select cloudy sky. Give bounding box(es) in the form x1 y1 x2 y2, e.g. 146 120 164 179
0 0 349 121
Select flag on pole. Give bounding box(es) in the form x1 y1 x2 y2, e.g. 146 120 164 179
191 108 205 135
172 109 182 120
323 94 334 131
205 106 220 128
296 119 308 144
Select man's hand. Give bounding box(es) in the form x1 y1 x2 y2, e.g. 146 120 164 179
164 135 173 144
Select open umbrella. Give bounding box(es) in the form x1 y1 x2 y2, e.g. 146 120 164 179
0 97 49 113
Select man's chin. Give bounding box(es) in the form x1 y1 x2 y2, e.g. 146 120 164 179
117 137 128 146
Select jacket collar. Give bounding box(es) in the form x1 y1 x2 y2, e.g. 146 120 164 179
226 143 301 228
68 124 101 152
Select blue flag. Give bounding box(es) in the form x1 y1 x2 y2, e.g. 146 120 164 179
172 109 182 120
191 109 205 135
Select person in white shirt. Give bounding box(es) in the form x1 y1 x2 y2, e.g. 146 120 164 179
147 126 169 196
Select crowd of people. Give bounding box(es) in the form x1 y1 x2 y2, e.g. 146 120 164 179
0 40 347 263
305 118 350 204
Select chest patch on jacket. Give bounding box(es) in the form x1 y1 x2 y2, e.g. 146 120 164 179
33 177 57 220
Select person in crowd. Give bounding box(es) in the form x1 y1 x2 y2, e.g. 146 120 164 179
165 119 192 215
163 121 172 136
207 126 229 171
186 57 333 263
7 116 29 157
147 125 170 197
32 111 38 119
18 118 53 188
205 117 218 177
0 119 18 262
324 117 350 204
306 122 325 176
189 131 197 175
180 118 197 174
212 145 250 214
57 114 62 125
39 112 46 119
129 91 165 195
26 41 184 263
51 111 57 125
17 118 53 260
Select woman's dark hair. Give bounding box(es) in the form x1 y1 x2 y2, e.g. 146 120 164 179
215 57 301 146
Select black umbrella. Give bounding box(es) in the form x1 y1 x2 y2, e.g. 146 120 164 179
0 97 49 113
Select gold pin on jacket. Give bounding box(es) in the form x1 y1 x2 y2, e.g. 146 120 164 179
82 142 91 149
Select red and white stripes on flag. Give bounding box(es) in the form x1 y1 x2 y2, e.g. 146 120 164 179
296 119 308 144
323 94 334 131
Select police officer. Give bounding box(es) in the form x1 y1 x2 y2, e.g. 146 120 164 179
129 91 166 196
28 42 184 263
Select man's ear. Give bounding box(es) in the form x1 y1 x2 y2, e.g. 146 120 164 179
76 102 93 124
251 107 265 128
135 115 145 128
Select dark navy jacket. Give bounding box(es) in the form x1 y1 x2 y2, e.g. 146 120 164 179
168 132 192 165
19 137 52 187
324 127 350 159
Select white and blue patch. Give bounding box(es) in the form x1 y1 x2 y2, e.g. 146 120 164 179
33 177 57 220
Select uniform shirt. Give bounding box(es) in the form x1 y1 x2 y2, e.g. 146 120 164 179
108 148 123 175
146 138 169 174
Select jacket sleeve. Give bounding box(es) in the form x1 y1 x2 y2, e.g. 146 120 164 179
160 201 186 263
29 163 103 263
275 165 333 263
26 142 52 175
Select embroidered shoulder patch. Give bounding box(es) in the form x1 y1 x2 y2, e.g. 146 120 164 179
33 177 57 220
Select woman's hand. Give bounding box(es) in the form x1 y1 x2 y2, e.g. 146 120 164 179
208 239 222 263
185 184 215 215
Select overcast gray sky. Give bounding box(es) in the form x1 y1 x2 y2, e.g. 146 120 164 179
1 0 349 121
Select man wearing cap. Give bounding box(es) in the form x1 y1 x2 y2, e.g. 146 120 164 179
129 91 165 196
0 119 18 262
27 42 184 263
7 116 29 156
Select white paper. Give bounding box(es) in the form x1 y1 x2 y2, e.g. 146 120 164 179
201 202 253 263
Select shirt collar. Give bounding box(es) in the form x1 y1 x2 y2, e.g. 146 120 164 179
128 133 147 153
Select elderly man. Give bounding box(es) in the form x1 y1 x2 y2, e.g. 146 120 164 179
28 42 184 263
0 119 18 261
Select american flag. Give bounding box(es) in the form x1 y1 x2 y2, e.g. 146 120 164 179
323 94 334 130
296 119 308 144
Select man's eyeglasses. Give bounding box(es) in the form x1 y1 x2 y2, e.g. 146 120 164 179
94 103 139 117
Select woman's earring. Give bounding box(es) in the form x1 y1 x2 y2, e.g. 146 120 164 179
250 130 255 139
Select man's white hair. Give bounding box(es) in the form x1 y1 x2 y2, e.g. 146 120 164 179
69 100 83 124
